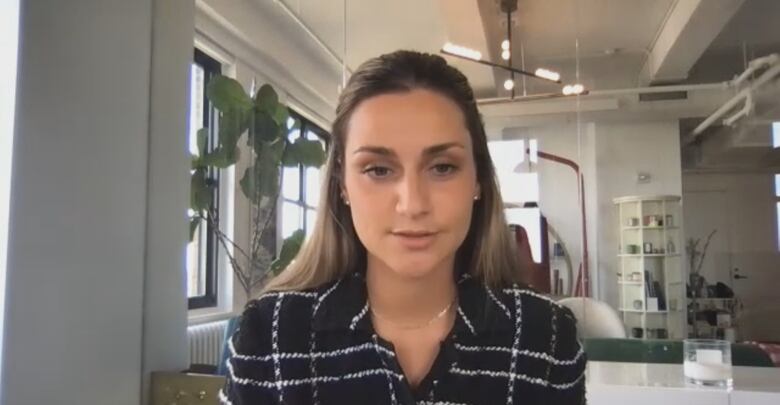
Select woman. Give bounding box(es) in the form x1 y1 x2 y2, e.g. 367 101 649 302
221 50 586 404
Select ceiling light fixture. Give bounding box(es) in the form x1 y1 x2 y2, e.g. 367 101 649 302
534 68 560 82
562 84 586 96
439 0 565 99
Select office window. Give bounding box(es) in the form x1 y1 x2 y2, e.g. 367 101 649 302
775 174 780 251
187 49 221 309
281 112 328 241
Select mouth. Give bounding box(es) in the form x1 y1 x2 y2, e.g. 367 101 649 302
390 230 438 250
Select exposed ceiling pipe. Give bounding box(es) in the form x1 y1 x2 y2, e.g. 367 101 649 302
733 53 780 87
272 0 352 76
685 54 780 146
476 82 730 105
723 92 752 127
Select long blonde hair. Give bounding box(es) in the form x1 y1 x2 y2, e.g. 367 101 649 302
261 50 524 294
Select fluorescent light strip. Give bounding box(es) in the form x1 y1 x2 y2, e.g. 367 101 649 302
442 42 482 61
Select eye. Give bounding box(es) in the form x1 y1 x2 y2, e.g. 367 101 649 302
431 163 458 176
363 166 393 179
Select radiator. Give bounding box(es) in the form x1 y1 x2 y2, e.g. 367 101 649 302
187 320 229 366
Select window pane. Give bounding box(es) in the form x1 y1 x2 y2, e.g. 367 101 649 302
288 128 300 142
282 202 303 239
188 64 204 157
775 174 780 197
282 167 300 200
186 218 207 298
305 166 320 207
306 208 317 237
777 202 780 251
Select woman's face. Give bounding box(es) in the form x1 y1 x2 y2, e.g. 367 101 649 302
342 88 480 279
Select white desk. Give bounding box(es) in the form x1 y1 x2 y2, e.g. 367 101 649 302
586 361 780 405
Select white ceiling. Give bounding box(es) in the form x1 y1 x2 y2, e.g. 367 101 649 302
209 0 778 105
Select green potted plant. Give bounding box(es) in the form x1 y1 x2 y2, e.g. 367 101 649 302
189 75 326 301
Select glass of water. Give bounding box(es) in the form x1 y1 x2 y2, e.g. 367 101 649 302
683 339 733 388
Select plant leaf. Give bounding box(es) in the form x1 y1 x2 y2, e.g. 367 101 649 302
190 169 213 211
254 83 279 113
284 137 326 167
270 229 305 274
238 161 279 200
207 75 252 112
196 128 209 157
188 217 200 242
239 166 255 200
202 146 239 168
252 110 281 145
219 108 249 153
273 104 289 128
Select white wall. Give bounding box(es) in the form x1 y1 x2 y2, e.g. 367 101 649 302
594 121 683 309
683 172 780 341
2 1 192 404
142 0 195 401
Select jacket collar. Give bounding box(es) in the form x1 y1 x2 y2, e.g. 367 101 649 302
311 269 514 336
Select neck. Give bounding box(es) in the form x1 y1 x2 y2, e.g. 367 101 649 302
365 256 458 326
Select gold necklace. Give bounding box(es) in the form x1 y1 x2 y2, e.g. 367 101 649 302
369 296 458 330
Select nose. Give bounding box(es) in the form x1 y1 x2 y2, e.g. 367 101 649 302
395 171 431 218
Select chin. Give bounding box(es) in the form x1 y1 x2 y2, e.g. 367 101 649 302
382 254 445 279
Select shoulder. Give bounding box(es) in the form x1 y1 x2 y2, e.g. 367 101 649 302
231 284 332 356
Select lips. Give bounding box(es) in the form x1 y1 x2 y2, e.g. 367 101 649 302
391 230 438 250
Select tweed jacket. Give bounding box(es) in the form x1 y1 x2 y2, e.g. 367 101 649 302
220 269 586 404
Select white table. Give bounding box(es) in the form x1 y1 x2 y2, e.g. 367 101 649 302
586 361 780 405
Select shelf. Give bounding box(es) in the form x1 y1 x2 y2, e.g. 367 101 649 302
618 253 681 257
618 281 643 285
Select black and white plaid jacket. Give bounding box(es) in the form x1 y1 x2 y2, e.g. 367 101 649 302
221 269 586 404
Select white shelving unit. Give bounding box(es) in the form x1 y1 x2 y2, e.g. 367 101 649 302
614 195 685 340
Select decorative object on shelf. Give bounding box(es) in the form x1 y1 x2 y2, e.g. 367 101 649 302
626 217 640 227
631 328 644 338
188 76 326 300
643 242 653 254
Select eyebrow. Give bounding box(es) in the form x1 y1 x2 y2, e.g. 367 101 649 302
352 142 465 157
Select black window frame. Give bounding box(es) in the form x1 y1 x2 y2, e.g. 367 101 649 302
188 48 222 310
